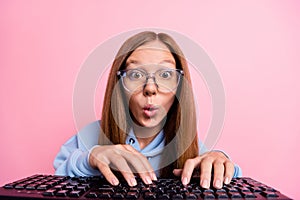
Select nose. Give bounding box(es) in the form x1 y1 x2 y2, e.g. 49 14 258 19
143 77 158 96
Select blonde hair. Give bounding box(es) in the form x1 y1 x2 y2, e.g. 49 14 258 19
99 31 198 177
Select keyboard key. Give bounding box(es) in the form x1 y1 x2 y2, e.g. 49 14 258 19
15 184 26 189
185 193 197 199
166 188 176 194
144 192 156 199
262 191 279 198
99 187 115 192
126 191 139 199
215 188 227 193
172 194 184 199
251 186 262 192
69 181 80 186
262 186 277 192
65 185 76 191
201 192 215 199
60 182 69 186
239 186 251 192
191 188 201 193
242 192 256 198
203 188 214 193
129 187 139 192
141 187 152 193
216 192 229 198
98 192 112 198
55 189 69 197
42 189 56 196
225 186 239 192
3 184 14 189
112 192 125 199
54 184 65 190
77 185 89 191
229 192 243 198
46 181 57 186
85 191 98 198
25 184 37 190
81 183 91 189
69 190 83 197
158 193 170 199
154 187 164 194
37 184 50 190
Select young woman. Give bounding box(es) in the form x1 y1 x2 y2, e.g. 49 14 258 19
54 31 242 189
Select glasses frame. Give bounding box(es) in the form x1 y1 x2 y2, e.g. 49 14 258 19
117 68 184 93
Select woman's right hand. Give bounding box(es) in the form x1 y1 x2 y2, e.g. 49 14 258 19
89 144 157 186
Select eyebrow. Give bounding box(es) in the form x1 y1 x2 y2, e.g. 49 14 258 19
159 59 176 65
126 59 140 66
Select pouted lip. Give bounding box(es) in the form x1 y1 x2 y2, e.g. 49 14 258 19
143 104 159 111
142 104 159 118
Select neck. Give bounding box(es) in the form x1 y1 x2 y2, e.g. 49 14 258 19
133 123 163 150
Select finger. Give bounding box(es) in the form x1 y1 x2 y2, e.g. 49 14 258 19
136 156 157 183
96 161 119 186
181 158 199 185
120 147 155 184
173 169 183 176
123 155 155 184
133 154 157 182
123 145 155 176
123 145 156 177
212 161 225 189
110 155 137 186
224 161 235 184
200 157 213 188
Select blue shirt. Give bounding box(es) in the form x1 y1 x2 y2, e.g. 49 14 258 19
53 121 242 177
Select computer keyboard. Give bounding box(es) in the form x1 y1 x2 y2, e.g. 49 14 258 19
0 174 291 199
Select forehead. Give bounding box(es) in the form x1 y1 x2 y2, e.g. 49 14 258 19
126 40 176 67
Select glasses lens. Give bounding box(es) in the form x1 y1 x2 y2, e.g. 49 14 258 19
122 69 146 92
155 69 180 92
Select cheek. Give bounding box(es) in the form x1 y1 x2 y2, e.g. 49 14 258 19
128 94 139 115
163 94 176 112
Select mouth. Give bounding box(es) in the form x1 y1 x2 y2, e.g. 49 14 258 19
143 105 159 118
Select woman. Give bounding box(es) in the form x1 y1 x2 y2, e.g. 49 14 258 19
54 31 241 189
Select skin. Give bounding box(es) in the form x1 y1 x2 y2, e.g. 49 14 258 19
89 40 235 189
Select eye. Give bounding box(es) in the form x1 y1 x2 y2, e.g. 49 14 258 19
128 70 145 80
159 70 173 79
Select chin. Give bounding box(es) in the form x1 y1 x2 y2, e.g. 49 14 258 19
138 116 166 129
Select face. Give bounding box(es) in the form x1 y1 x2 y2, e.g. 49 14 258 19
124 40 177 129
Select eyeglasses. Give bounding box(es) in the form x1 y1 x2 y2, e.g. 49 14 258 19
117 68 184 93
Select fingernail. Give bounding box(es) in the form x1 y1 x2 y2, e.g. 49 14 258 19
145 176 152 184
130 178 137 186
224 177 230 184
151 173 157 181
111 178 119 186
201 179 209 188
215 179 222 188
182 177 188 185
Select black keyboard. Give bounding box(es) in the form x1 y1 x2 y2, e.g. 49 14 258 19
0 174 291 199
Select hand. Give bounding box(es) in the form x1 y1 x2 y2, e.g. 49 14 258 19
173 151 235 189
89 144 157 186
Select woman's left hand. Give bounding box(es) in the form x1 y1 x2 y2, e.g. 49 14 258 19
173 151 235 189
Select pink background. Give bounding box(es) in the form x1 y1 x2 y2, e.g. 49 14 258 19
1 1 299 198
